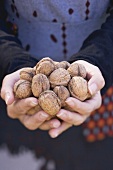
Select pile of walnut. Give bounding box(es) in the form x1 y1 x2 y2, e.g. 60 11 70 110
14 57 91 116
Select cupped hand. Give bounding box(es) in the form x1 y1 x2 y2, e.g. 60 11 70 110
74 60 105 95
1 69 23 104
6 97 61 130
0 69 61 131
0 60 105 137
48 60 105 138
48 91 102 138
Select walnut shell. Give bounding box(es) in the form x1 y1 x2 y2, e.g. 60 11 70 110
53 86 70 107
14 79 32 99
55 61 70 69
67 63 86 78
38 90 61 116
49 68 71 88
27 104 42 115
32 74 50 97
35 57 56 76
68 76 91 101
20 67 36 82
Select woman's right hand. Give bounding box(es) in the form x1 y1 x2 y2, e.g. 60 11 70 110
1 70 61 130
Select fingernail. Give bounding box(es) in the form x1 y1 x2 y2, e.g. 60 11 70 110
31 101 38 106
57 112 66 118
89 83 98 95
5 92 10 104
65 98 75 107
39 112 49 121
51 132 58 138
53 122 60 128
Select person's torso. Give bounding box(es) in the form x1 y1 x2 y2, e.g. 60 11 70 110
5 0 110 61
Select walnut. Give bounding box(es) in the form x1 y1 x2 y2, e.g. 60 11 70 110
67 63 86 78
20 67 36 82
13 58 92 117
32 73 50 97
53 86 70 107
49 68 71 88
55 61 70 69
27 104 42 115
14 79 32 99
68 76 91 101
38 90 61 116
35 57 56 76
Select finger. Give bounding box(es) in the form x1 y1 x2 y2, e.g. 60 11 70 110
49 122 72 138
5 92 15 105
19 111 49 130
1 86 15 105
65 92 102 115
7 97 38 119
88 67 105 95
39 118 61 130
1 70 21 104
57 109 88 126
75 60 105 95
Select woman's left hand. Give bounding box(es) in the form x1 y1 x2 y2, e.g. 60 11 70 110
47 91 101 138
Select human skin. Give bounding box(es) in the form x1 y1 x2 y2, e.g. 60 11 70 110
1 60 105 138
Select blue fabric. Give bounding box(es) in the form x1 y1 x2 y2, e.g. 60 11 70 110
70 10 113 95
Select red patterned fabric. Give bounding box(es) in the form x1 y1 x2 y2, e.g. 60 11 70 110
83 86 113 142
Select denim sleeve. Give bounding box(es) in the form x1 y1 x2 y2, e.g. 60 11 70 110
69 10 113 95
0 1 38 87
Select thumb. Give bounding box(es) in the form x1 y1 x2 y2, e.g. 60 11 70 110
4 90 15 105
1 71 21 105
1 84 15 105
88 74 105 95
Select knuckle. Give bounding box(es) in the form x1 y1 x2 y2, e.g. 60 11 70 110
87 107 93 114
7 111 16 119
75 105 82 112
95 66 105 88
2 75 10 84
67 114 74 123
0 88 5 99
74 118 84 126
24 123 36 130
95 65 100 72
100 77 105 88
97 101 102 110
